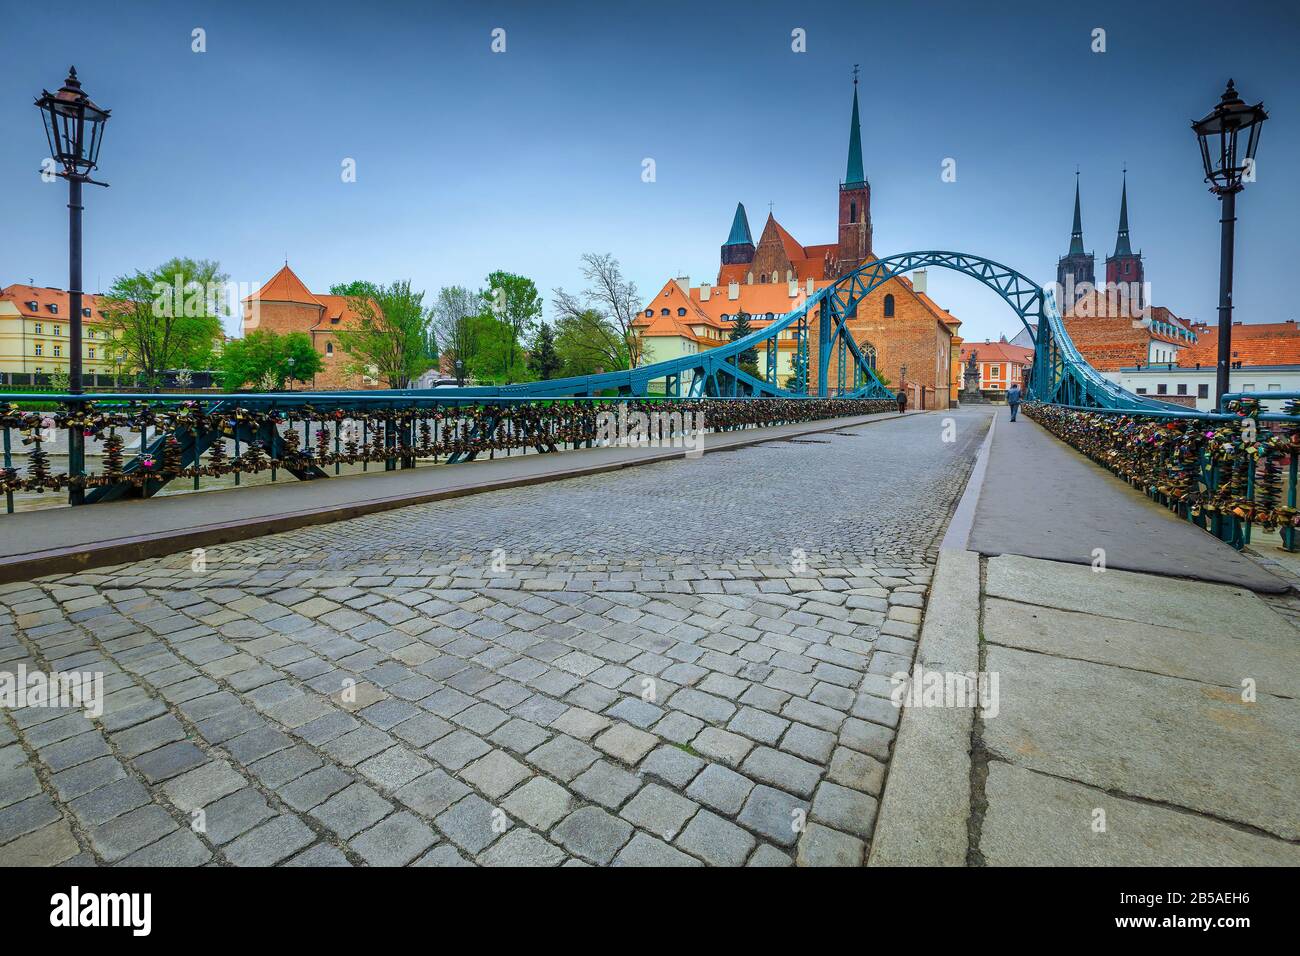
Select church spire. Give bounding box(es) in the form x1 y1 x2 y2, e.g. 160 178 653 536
1068 172 1085 255
724 202 753 247
1113 169 1133 258
845 67 866 188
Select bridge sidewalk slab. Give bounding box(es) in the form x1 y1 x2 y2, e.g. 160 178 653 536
0 411 907 584
968 406 1287 593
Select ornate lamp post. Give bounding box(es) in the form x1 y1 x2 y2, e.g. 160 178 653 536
36 66 110 504
1191 79 1267 407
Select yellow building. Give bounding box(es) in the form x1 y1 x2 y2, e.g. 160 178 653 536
0 284 119 382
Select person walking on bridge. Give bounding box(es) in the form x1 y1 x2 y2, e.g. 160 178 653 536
1007 382 1022 421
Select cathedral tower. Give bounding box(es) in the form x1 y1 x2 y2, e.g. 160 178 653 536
720 202 755 267
1105 170 1144 309
834 74 872 277
1055 173 1095 308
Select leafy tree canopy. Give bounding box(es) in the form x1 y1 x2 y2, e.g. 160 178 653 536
218 330 322 391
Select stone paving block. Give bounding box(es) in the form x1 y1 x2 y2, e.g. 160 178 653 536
685 763 755 817
676 808 756 866
727 706 790 746
653 712 705 745
350 811 438 866
425 730 491 772
796 821 865 867
286 844 353 867
357 747 432 792
435 793 505 855
111 714 185 757
203 787 276 845
638 745 705 789
668 687 737 724
223 815 317 866
0 764 41 810
500 776 574 831
88 804 178 863
0 795 62 845
552 806 633 865
527 734 600 782
0 818 81 866
488 718 551 756
780 722 837 763
747 843 793 866
571 760 642 810
551 707 611 741
692 727 754 767
395 770 471 819
593 724 658 766
613 831 702 867
118 827 212 866
413 844 474 867
737 785 808 847
827 747 886 795
606 697 664 729
247 746 323 790
311 783 394 839
279 765 353 812
322 727 396 768
162 759 248 812
69 777 151 828
811 781 878 839
478 828 566 867
39 732 112 773
740 747 821 798
619 784 698 841
133 742 209 784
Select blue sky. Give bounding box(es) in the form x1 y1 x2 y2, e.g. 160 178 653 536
3 0 1297 344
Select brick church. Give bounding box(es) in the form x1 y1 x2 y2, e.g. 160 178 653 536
241 264 375 389
635 78 960 407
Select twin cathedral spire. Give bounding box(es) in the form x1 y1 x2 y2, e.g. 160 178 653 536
1056 170 1145 310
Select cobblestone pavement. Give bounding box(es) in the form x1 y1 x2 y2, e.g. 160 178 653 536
0 409 991 866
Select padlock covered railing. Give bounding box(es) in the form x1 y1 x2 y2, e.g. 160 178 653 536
1024 399 1300 552
0 392 895 515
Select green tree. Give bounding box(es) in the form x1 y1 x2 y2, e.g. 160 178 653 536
431 285 481 385
335 280 435 388
483 271 543 374
551 253 644 370
528 321 563 380
218 330 322 391
554 308 625 376
728 309 760 378
465 313 530 385
100 257 227 386
329 280 379 299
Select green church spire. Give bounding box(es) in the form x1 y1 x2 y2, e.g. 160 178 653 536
1068 173 1085 255
1113 169 1133 258
723 202 753 246
845 70 865 188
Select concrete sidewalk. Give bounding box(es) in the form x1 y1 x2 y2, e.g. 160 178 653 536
969 406 1286 593
0 411 905 584
870 407 1300 867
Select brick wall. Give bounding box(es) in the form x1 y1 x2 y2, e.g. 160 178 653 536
244 300 372 390
811 277 954 407
1061 312 1149 371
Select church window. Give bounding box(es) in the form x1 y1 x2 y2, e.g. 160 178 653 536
883 294 895 317
326 342 334 356
760 273 768 283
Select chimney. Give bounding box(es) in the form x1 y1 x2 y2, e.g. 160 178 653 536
728 281 739 301
806 278 814 294
788 279 799 298
674 275 690 294
699 282 711 302
913 269 928 294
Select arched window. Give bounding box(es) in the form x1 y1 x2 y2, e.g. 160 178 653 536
883 294 895 317
760 273 768 283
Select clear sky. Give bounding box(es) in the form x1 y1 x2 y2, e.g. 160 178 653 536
3 0 1297 344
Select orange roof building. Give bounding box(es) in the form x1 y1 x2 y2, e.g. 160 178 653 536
242 264 377 389
0 284 119 381
634 78 961 407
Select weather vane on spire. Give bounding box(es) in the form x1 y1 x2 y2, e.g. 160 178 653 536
852 64 860 86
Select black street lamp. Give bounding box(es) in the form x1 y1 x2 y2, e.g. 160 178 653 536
35 66 110 504
1191 79 1267 407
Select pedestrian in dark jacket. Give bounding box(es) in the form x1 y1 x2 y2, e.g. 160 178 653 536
895 388 907 414
1007 383 1022 421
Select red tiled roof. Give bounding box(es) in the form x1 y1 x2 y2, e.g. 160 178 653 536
959 341 1032 365
0 284 111 321
243 264 321 307
1181 321 1300 367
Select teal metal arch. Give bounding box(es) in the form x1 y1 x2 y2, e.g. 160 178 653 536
376 251 1175 409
